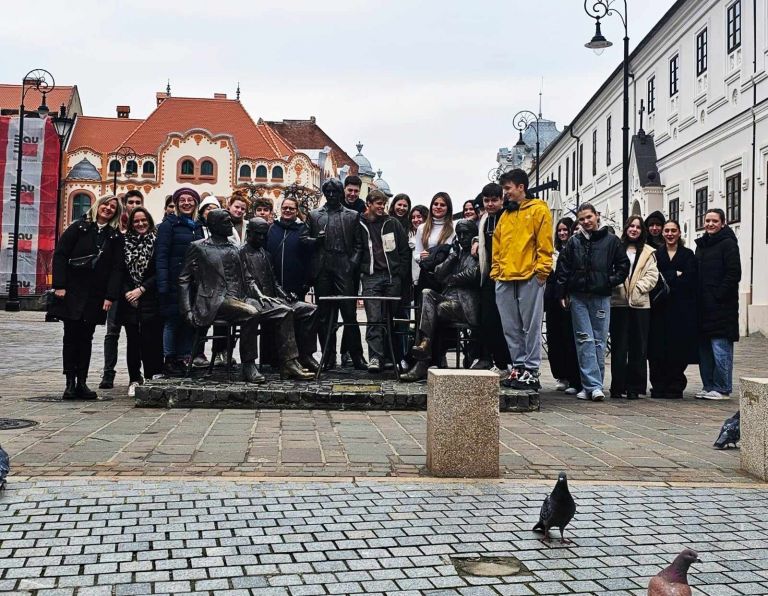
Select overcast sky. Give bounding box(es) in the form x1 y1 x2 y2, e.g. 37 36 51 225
1 0 675 206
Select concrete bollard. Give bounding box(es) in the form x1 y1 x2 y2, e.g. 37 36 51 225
426 369 500 478
740 377 768 481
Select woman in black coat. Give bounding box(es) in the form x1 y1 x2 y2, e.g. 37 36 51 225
266 196 311 298
51 195 123 399
648 220 698 398
694 208 741 400
117 207 163 395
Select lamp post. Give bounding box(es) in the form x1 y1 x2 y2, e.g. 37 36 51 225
111 146 136 195
6 69 55 313
513 109 541 188
584 0 629 224
52 104 75 246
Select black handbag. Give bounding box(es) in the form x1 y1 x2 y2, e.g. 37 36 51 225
650 271 671 304
68 249 102 270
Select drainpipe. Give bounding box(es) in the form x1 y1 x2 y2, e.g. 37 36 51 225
568 125 581 209
748 0 757 334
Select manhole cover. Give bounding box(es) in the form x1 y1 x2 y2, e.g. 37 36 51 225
26 396 63 403
0 418 38 430
450 556 530 577
332 384 381 393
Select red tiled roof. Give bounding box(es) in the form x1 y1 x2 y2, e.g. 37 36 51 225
121 97 295 160
0 84 76 114
68 116 144 154
265 119 358 174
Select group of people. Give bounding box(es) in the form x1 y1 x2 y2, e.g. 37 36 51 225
49 168 741 402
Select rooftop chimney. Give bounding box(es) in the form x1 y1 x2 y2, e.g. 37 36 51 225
116 105 130 119
214 93 227 99
156 91 169 106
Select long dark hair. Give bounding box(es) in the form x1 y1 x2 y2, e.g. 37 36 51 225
621 215 647 245
409 205 428 236
389 193 412 229
554 217 575 251
421 192 454 247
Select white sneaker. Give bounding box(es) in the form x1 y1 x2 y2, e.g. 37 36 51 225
576 390 589 400
591 389 605 402
565 387 578 395
695 390 708 399
128 381 140 397
701 390 730 400
554 380 568 391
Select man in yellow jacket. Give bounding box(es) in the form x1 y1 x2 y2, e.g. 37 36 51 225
491 169 553 391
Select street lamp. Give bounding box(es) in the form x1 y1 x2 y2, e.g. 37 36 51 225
111 146 136 195
52 104 75 245
512 109 541 188
584 0 629 224
6 69 55 313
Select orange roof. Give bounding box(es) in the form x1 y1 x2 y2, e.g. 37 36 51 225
0 84 76 113
266 118 358 174
68 116 144 154
121 97 295 160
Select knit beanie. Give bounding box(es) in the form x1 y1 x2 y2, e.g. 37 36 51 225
172 187 201 204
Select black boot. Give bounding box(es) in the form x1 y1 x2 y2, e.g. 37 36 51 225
242 361 265 384
76 372 98 400
297 354 320 373
62 373 77 400
400 361 428 382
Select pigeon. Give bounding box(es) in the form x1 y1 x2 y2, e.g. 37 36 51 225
532 471 576 543
0 444 9 492
647 548 699 596
713 411 740 450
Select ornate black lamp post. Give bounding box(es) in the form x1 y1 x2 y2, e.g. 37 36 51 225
111 146 136 195
584 0 629 224
51 104 75 245
6 69 55 312
513 109 541 188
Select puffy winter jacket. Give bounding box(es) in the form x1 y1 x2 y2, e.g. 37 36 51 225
555 227 630 298
695 226 741 341
490 198 553 282
154 214 202 317
610 243 659 309
266 218 312 296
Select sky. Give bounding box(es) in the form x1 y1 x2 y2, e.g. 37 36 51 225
0 0 676 206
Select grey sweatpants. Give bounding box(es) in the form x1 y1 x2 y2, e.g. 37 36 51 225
495 277 545 370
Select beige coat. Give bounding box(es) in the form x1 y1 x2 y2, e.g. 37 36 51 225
611 243 659 309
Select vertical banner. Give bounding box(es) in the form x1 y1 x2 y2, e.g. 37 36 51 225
0 116 60 296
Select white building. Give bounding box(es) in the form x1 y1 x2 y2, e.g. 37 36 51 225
536 0 768 336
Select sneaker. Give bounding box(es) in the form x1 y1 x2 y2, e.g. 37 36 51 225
382 360 394 370
591 389 605 402
127 382 140 398
512 369 541 392
565 387 578 395
192 354 209 368
367 357 381 373
576 390 590 400
701 390 730 400
695 389 708 399
555 380 568 392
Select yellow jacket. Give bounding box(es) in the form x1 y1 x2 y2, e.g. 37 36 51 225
490 198 554 282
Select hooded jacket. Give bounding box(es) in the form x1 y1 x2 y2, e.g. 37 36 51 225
154 213 203 317
644 210 666 249
610 243 659 309
356 214 411 284
695 226 741 341
490 198 553 282
555 227 630 298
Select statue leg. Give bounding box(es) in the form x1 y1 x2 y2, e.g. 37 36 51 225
256 303 299 364
291 301 318 357
411 289 443 361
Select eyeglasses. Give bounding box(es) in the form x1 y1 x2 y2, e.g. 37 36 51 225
281 206 297 212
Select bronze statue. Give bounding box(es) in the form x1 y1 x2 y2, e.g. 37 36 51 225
178 209 313 383
240 217 320 372
401 219 481 382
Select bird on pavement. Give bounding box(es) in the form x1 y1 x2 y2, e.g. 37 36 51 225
532 471 576 543
0 444 9 492
647 548 699 596
713 411 740 450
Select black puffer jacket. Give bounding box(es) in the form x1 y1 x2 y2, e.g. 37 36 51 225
154 214 203 318
555 228 630 298
695 227 741 341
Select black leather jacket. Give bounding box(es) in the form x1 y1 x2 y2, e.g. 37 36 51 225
434 247 480 325
555 228 630 298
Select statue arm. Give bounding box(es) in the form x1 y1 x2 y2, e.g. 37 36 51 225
177 244 198 323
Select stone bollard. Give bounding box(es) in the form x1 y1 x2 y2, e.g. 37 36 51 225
426 369 499 478
740 377 768 481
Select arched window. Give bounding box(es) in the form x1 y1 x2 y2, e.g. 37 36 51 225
142 161 155 175
200 160 214 176
272 166 284 180
239 164 252 178
180 159 195 176
108 159 121 173
71 193 91 221
255 165 268 179
125 160 138 175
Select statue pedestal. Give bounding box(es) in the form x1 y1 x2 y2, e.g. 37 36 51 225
740 378 768 481
426 369 499 478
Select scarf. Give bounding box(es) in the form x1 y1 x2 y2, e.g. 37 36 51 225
124 230 156 285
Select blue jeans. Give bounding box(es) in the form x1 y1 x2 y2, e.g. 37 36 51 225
162 314 194 359
699 338 734 394
569 293 611 393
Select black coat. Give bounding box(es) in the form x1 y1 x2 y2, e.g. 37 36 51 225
50 218 123 324
154 214 203 318
116 246 160 326
695 227 741 341
555 228 630 298
648 246 698 363
266 218 311 295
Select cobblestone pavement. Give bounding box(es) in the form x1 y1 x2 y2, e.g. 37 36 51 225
0 478 767 596
0 312 765 483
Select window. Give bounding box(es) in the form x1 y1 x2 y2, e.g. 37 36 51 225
695 187 708 230
696 28 708 76
108 159 121 173
565 158 570 196
125 160 138 175
557 165 561 190
239 164 251 178
669 54 679 97
71 193 91 221
669 198 680 223
272 166 284 180
606 116 612 167
142 161 155 175
200 160 214 177
726 173 741 223
571 150 576 191
180 159 194 176
255 165 268 179
592 130 597 176
727 1 741 53
647 76 656 114
578 143 584 186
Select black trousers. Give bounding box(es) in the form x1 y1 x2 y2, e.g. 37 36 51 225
546 303 582 389
479 282 511 368
62 319 97 376
124 317 164 383
314 253 363 358
609 307 650 395
649 358 688 397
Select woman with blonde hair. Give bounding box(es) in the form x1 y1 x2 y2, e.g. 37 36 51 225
50 195 124 399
